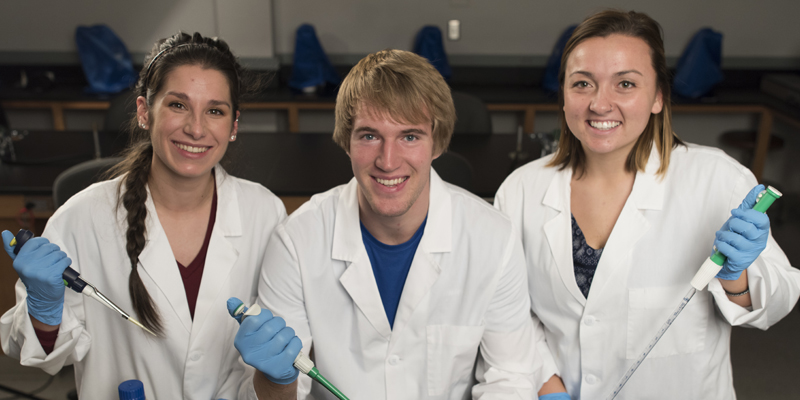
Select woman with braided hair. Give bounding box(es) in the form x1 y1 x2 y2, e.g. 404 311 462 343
1 32 285 399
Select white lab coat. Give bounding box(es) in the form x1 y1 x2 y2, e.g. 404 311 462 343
494 144 800 400
255 170 545 400
0 167 286 400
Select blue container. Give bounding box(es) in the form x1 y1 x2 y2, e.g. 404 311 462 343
118 379 145 400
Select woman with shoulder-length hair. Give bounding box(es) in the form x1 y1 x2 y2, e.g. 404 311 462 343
1 32 286 399
495 10 799 399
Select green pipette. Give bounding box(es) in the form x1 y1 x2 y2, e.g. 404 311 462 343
234 303 350 400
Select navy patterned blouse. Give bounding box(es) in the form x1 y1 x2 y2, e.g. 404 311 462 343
572 214 604 298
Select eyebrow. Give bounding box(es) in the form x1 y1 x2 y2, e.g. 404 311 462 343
569 70 643 78
165 91 232 109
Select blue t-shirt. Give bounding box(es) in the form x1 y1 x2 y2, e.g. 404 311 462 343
360 217 427 328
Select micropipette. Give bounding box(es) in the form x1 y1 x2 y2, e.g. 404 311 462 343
9 229 157 337
605 186 782 400
232 302 350 400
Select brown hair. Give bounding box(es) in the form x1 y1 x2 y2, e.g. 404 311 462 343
333 49 456 155
547 10 684 177
107 32 252 336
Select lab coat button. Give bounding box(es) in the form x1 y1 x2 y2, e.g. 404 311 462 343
388 355 400 365
584 316 596 326
191 352 202 362
585 374 598 384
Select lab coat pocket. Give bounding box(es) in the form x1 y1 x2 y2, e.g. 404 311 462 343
626 286 710 359
427 324 485 396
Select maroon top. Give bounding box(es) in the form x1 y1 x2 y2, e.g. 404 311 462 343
177 186 217 320
34 326 58 354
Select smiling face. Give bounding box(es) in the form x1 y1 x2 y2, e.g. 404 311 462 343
563 34 663 161
137 64 239 183
349 104 439 226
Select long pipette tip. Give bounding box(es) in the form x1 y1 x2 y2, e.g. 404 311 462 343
127 317 158 337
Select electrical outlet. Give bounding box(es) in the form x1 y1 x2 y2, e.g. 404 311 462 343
448 20 460 41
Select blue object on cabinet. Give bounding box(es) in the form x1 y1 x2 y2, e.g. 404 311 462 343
673 28 724 98
75 25 137 94
289 24 341 92
542 25 577 93
413 26 451 80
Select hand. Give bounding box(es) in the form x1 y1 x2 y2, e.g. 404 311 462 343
2 230 71 326
539 393 571 400
227 297 302 385
714 185 770 281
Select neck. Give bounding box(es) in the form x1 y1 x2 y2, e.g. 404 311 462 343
148 159 215 213
358 184 429 246
580 145 636 183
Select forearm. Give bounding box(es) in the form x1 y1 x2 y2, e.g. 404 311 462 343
538 374 567 395
253 373 297 400
718 270 751 308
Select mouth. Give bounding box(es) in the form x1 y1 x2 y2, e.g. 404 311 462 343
375 177 408 187
173 141 210 154
588 120 621 131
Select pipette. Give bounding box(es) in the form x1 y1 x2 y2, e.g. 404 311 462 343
231 302 350 400
605 186 782 400
9 229 157 337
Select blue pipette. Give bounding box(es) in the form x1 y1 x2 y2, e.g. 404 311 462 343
9 229 156 336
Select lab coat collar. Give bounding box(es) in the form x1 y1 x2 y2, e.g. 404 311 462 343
135 166 242 334
541 146 664 306
333 168 449 341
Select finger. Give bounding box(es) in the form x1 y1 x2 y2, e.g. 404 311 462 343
714 240 742 265
716 230 752 251
275 336 303 367
731 209 770 231
227 297 246 322
2 231 16 259
16 237 50 257
726 218 762 241
737 184 765 211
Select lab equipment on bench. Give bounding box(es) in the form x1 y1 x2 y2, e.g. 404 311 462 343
605 186 782 400
230 301 350 400
9 229 156 337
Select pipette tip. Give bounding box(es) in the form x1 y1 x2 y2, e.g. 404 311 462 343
128 317 158 337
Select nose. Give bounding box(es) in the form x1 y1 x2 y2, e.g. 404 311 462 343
375 140 399 172
183 112 204 140
589 86 613 114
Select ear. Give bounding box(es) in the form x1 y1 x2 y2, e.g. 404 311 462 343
136 96 149 128
651 89 664 114
230 110 240 141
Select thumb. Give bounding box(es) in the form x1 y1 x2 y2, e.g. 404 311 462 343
737 184 765 211
227 297 247 324
2 230 16 260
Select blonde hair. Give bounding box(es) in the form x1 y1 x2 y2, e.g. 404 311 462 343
333 49 456 155
548 10 684 177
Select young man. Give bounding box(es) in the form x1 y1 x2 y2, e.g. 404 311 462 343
233 50 558 399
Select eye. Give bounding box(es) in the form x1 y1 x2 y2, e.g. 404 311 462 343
403 134 417 142
209 108 225 116
362 133 375 140
572 81 590 88
169 102 186 109
620 81 636 89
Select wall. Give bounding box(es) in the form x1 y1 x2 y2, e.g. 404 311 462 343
0 0 273 63
272 0 800 66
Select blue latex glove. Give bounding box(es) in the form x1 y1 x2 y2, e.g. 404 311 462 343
227 297 302 385
2 230 71 326
714 185 771 281
539 393 571 400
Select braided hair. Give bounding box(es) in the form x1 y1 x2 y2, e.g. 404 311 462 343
107 32 253 336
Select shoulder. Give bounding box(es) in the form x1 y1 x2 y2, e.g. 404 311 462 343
280 184 346 232
445 181 515 238
51 177 121 220
667 143 753 182
219 171 286 216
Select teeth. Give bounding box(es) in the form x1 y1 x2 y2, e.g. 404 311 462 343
175 142 209 153
589 121 621 130
376 177 407 187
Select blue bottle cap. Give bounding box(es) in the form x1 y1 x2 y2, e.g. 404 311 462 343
118 379 145 400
